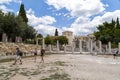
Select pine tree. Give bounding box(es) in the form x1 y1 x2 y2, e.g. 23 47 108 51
116 17 120 29
55 29 58 36
18 3 28 23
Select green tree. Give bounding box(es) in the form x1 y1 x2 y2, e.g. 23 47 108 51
94 18 120 45
45 35 53 46
22 25 36 41
18 3 28 23
0 10 36 42
57 36 68 45
37 33 43 38
55 29 58 36
0 10 4 33
116 17 120 29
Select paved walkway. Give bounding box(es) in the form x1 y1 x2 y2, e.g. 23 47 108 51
0 54 120 80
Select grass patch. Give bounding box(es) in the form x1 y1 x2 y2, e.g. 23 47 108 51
41 73 70 80
54 61 66 66
0 58 14 63
20 71 31 76
0 53 53 63
47 67 59 72
30 70 41 75
0 71 12 79
0 55 35 63
20 69 41 76
9 68 19 72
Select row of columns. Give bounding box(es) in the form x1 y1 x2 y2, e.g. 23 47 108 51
41 38 120 54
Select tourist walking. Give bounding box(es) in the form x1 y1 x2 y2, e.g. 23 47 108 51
113 49 119 59
13 47 22 65
40 47 45 63
33 48 37 62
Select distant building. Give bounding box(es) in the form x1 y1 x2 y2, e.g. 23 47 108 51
74 33 96 42
62 31 96 47
62 31 73 46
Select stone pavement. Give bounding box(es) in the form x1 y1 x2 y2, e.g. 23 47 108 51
0 54 120 80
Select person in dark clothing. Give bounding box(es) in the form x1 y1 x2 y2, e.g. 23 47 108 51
113 49 119 59
33 48 37 62
40 47 45 63
13 48 22 65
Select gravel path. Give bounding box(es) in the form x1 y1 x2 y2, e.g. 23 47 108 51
0 54 120 80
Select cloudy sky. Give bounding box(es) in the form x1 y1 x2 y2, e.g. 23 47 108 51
0 0 120 37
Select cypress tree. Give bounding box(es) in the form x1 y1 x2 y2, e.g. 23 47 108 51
18 3 28 23
55 29 58 36
116 17 120 29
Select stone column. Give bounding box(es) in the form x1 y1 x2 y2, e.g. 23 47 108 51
64 45 66 53
2 33 7 42
57 40 59 52
49 44 52 53
72 40 75 53
99 41 102 53
36 38 38 45
87 40 90 52
119 43 120 53
79 40 82 53
42 38 45 49
108 42 111 54
90 39 93 53
93 42 96 51
105 45 107 52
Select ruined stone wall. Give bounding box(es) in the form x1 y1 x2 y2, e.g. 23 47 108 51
0 42 41 56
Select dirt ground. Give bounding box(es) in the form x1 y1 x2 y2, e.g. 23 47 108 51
0 54 120 80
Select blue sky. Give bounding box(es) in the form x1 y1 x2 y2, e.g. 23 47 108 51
0 0 120 37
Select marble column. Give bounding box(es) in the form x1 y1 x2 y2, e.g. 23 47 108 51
105 45 107 52
93 42 96 51
86 41 88 52
49 44 52 53
90 39 93 53
108 42 111 53
57 40 59 52
72 40 75 53
36 38 38 45
79 40 82 53
42 38 45 49
87 40 90 52
99 41 102 53
64 45 66 53
119 43 120 53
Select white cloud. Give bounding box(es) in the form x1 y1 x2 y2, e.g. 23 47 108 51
101 10 120 22
27 14 56 26
46 0 106 17
0 0 12 13
0 5 13 13
13 0 22 4
0 0 12 4
46 0 120 36
0 0 21 13
0 0 21 4
26 8 120 37
62 10 120 36
26 9 57 37
26 8 35 15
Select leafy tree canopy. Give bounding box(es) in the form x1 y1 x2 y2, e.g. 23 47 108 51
94 17 120 44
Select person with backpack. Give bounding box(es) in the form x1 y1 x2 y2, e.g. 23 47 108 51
113 49 119 59
40 47 45 63
13 47 22 65
33 48 37 62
